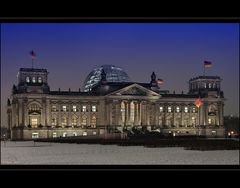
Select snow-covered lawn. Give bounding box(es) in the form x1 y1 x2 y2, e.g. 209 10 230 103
1 141 239 165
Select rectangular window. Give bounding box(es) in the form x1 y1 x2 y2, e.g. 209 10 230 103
32 133 39 139
184 107 188 113
176 106 180 113
72 105 77 112
192 107 196 113
82 106 87 112
51 105 57 112
167 106 172 113
92 105 96 112
159 106 163 113
62 105 67 112
53 133 57 138
51 118 57 126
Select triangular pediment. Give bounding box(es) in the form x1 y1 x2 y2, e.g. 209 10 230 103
107 83 160 97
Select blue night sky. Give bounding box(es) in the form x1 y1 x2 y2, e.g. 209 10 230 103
1 23 239 127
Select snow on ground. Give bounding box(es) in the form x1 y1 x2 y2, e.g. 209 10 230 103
1 141 239 165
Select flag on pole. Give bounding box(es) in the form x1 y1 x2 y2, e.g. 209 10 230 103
204 61 212 68
30 50 36 59
194 97 202 108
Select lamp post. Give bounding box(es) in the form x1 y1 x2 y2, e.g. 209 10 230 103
195 98 202 136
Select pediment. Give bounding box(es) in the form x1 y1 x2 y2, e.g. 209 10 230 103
107 83 160 97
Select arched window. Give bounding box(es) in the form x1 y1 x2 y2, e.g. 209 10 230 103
167 106 172 113
81 115 87 127
51 116 57 126
72 115 77 126
91 115 96 128
26 76 30 83
32 77 36 83
61 116 67 127
176 106 180 113
38 77 42 83
159 106 164 113
29 103 41 112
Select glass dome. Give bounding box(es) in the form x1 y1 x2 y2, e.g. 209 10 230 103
83 64 131 92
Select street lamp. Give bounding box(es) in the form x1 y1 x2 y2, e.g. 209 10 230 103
194 97 202 136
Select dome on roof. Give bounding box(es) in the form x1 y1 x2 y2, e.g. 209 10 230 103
83 64 131 92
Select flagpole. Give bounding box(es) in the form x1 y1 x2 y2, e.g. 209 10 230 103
32 58 34 69
203 63 205 76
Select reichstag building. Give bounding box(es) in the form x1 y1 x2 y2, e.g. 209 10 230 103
7 64 225 140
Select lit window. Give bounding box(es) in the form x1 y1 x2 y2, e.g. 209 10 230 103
72 116 77 126
32 133 39 139
167 106 172 113
91 115 97 128
159 106 164 113
32 77 36 83
204 83 207 88
53 133 57 138
81 115 87 126
73 132 77 136
176 106 180 113
51 117 57 126
82 106 87 112
26 77 30 83
208 118 212 124
72 105 77 112
184 107 188 113
61 117 67 126
51 105 57 112
62 105 67 112
209 83 212 88
92 105 96 112
38 77 42 83
192 107 196 113
63 133 67 137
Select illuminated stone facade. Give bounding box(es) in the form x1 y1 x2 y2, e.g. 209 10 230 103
7 68 225 140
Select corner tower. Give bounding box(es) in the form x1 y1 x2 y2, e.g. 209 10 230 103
14 68 50 94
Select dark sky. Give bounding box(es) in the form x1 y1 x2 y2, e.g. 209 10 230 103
1 23 239 127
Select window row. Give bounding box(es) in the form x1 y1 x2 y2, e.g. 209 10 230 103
26 76 42 83
159 106 197 113
191 82 219 90
51 105 97 112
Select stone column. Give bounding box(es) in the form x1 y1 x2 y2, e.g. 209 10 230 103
58 103 61 127
134 102 137 124
204 103 208 126
23 101 28 126
12 102 16 128
181 104 184 127
128 101 131 125
46 99 50 126
77 104 81 127
87 104 91 127
116 101 121 126
124 102 128 126
68 103 72 127
219 102 224 126
18 99 23 127
172 103 175 127
138 101 141 126
108 102 112 126
98 100 105 127
41 99 46 126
